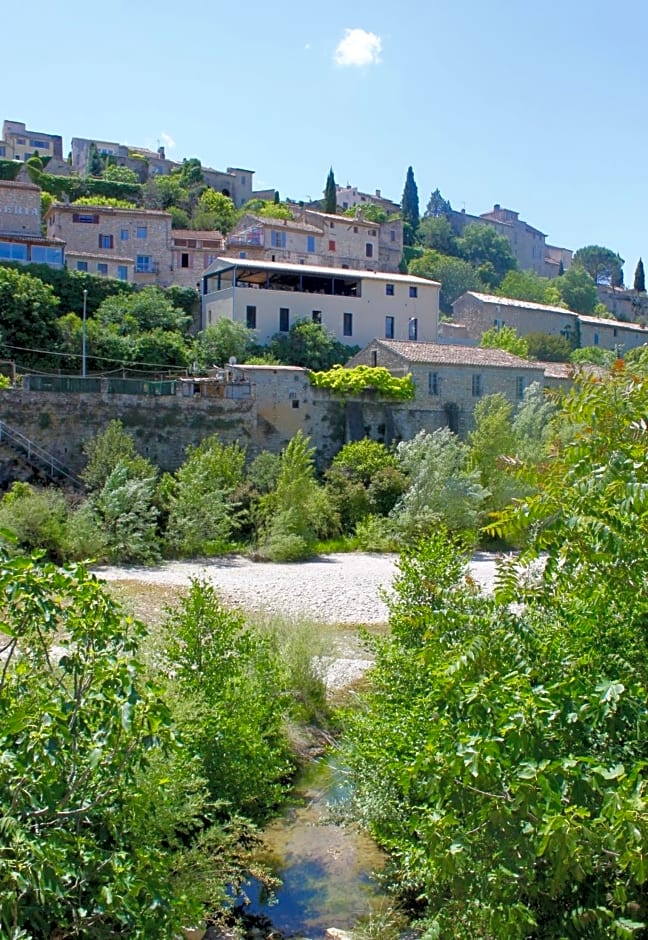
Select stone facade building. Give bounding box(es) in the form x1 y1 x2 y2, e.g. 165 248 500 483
46 203 174 286
170 230 226 289
226 209 402 273
0 179 64 268
202 257 439 347
335 184 401 216
348 339 544 436
449 204 572 278
1 120 63 162
451 291 648 354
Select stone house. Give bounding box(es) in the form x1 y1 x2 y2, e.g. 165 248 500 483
1 120 63 162
0 179 64 268
170 229 225 289
201 257 439 347
451 291 648 354
46 203 174 286
225 209 403 273
449 204 572 278
335 184 401 216
347 339 545 437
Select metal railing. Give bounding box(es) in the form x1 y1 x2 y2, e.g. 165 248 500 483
0 420 83 488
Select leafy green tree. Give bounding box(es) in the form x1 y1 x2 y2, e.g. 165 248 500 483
92 462 160 563
0 549 188 938
0 266 60 368
166 436 246 556
391 428 488 540
133 327 190 368
168 205 191 229
417 215 457 254
456 222 517 288
401 166 419 245
497 269 562 306
97 285 191 335
103 164 140 184
525 331 574 361
511 381 557 463
468 393 522 513
325 440 406 533
0 483 69 561
480 324 529 358
161 579 294 815
72 194 138 209
259 431 337 560
634 257 645 292
178 157 204 188
81 419 155 491
424 187 452 218
409 250 479 313
269 318 356 370
87 140 105 176
192 188 237 232
240 198 294 220
323 166 337 214
194 319 255 368
56 312 133 372
573 244 625 285
555 263 599 313
571 345 618 367
343 202 388 223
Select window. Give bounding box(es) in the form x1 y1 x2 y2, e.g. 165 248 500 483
135 254 153 273
30 246 63 265
271 230 286 248
279 307 290 332
239 251 247 258
594 332 599 346
291 399 300 409
97 263 108 275
76 261 88 272
328 239 336 252
117 265 128 281
72 212 99 224
136 225 148 239
515 376 525 399
343 312 353 337
29 139 49 149
120 228 129 241
99 234 114 249
409 286 418 298
429 372 439 396
385 316 394 339
365 242 373 258
408 317 418 341
312 310 322 324
307 235 315 252
385 284 394 296
472 374 483 397
0 147 5 157
246 305 257 329
390 230 396 242
371 350 378 366
353 226 358 234
329 221 335 229
181 252 190 268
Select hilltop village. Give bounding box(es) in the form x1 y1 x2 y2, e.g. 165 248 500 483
1 115 647 475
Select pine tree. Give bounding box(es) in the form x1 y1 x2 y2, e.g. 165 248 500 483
323 167 337 214
634 258 646 293
425 188 452 218
87 142 104 178
401 166 419 245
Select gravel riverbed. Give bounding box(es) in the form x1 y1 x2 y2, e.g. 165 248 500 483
95 551 500 626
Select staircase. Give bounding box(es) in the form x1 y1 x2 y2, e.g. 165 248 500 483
0 420 83 489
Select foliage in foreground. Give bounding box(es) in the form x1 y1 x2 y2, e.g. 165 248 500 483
342 368 648 938
310 364 415 400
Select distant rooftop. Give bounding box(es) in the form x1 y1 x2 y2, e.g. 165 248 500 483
371 339 541 369
206 257 439 286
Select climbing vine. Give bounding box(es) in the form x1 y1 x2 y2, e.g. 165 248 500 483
310 364 415 400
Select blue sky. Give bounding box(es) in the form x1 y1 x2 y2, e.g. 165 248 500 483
5 0 647 278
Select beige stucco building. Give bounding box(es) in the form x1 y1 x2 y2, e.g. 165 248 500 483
451 291 648 354
1 120 63 163
0 179 64 267
202 258 439 347
226 209 403 273
46 203 174 286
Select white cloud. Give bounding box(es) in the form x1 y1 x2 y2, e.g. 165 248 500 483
334 28 382 67
160 132 176 150
304 42 311 50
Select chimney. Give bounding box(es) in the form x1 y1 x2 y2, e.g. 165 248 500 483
157 146 165 159
494 203 500 211
375 189 381 198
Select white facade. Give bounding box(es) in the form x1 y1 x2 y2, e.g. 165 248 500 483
202 258 439 347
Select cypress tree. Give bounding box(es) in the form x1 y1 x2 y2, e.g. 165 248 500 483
323 167 337 214
558 259 565 277
634 258 646 293
401 166 419 245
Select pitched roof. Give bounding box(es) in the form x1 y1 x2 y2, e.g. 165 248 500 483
457 291 573 316
371 340 542 369
578 314 648 333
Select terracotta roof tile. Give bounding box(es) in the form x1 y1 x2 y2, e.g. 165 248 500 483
373 339 542 369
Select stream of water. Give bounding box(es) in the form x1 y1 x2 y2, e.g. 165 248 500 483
236 755 389 939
